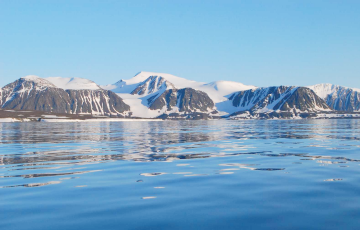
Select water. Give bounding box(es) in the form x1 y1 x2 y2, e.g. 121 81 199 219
1 120 360 230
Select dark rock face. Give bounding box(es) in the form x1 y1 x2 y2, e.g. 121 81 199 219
229 86 329 113
2 87 72 112
131 76 175 95
0 78 130 116
148 88 215 113
325 89 360 112
65 90 130 114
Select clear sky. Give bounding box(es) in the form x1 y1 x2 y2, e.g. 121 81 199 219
1 0 359 88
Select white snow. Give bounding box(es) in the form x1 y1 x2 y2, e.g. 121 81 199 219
199 81 256 103
46 77 101 90
23 75 41 81
0 118 16 122
41 115 70 119
0 118 31 122
118 90 182 118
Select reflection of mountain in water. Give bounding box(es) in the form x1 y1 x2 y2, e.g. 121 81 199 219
1 120 360 166
1 120 360 189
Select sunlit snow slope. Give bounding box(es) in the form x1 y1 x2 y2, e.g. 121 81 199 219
46 77 101 90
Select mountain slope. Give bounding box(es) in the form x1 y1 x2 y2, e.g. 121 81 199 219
147 88 215 113
0 76 130 116
223 86 330 116
308 84 360 112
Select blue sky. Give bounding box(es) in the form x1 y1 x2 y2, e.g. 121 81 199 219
1 0 359 88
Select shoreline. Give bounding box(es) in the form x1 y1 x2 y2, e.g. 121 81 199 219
1 109 360 123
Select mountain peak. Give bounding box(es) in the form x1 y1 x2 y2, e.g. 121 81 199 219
131 75 175 96
16 75 57 89
127 71 198 87
45 77 101 90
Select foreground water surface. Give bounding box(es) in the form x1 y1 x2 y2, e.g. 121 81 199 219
1 120 360 230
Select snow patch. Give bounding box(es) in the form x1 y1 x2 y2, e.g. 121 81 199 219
46 77 101 90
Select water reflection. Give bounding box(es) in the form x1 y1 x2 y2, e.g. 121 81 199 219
0 169 102 178
0 120 360 189
0 181 61 188
2 119 360 230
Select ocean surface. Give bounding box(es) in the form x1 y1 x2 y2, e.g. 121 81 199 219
1 120 360 230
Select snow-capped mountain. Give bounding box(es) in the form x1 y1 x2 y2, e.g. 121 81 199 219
1 75 57 106
221 86 330 116
130 75 175 96
102 71 201 93
0 76 130 116
308 83 360 112
102 71 256 117
103 71 256 101
2 72 360 120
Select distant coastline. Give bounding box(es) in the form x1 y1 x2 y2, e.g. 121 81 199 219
1 109 360 122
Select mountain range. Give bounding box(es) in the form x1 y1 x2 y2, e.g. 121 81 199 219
1 72 359 120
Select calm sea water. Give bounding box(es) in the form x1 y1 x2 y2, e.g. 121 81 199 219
1 120 360 230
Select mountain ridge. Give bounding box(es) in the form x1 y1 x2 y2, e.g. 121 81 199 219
1 72 359 119
0 76 130 116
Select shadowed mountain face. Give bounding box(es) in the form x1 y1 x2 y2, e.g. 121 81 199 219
308 84 360 112
147 88 215 113
0 77 130 116
229 86 329 113
325 90 360 112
